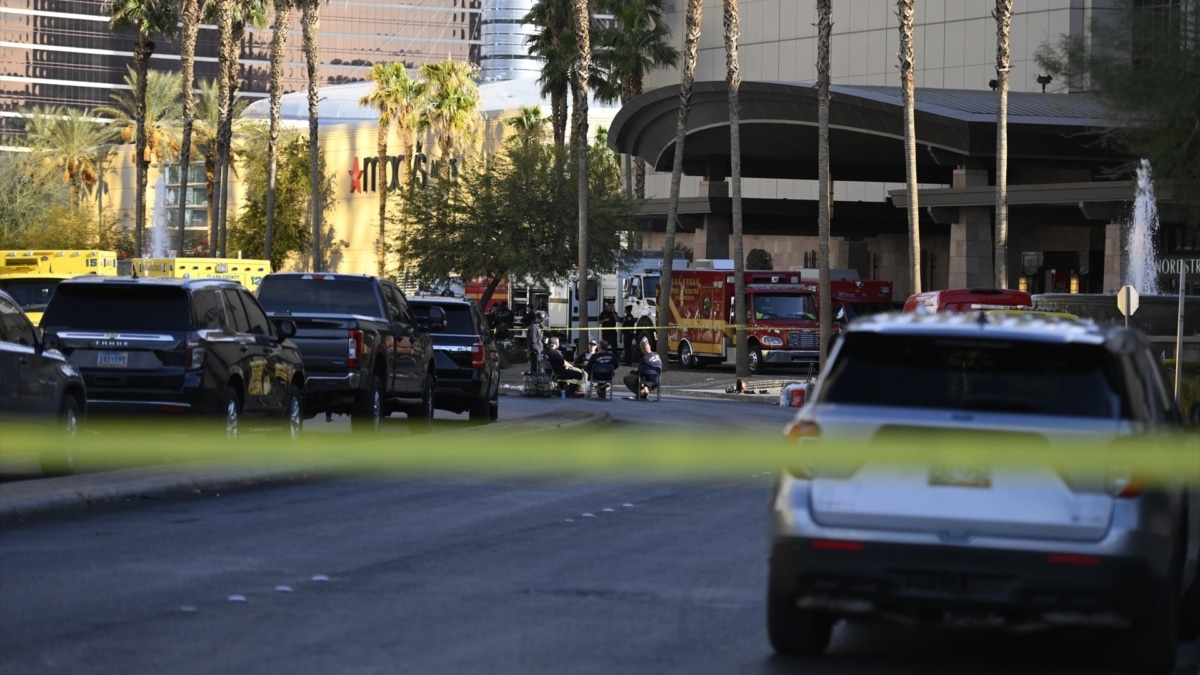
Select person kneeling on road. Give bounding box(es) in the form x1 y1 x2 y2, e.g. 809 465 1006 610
546 337 588 394
624 338 663 399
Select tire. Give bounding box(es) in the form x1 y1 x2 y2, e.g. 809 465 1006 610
468 393 491 423
221 386 241 440
1111 582 1178 674
767 585 834 657
39 394 81 477
749 346 765 375
489 391 499 420
679 341 698 369
281 383 303 440
636 317 656 351
351 374 383 433
408 374 435 431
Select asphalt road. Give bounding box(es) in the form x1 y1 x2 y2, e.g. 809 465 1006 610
2 382 1197 675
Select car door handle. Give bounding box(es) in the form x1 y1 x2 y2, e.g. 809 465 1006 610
17 356 28 364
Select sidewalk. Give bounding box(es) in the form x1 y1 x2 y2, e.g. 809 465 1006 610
498 366 806 406
0 409 611 523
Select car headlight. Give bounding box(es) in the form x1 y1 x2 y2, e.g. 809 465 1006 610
761 336 784 347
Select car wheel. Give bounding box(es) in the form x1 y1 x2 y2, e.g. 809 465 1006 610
468 393 491 423
1111 581 1178 674
767 585 834 656
408 374 435 431
351 374 383 433
221 386 241 440
636 317 656 351
40 394 82 477
749 347 765 375
281 383 303 440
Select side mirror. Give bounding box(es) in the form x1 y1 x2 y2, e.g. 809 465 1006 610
41 332 60 352
275 319 297 339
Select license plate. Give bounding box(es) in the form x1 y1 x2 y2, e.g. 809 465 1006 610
97 351 128 368
929 466 991 488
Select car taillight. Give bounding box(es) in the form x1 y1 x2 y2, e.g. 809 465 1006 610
812 539 864 551
1046 554 1101 566
471 342 484 369
348 330 364 369
784 419 820 441
185 331 205 369
1105 467 1143 498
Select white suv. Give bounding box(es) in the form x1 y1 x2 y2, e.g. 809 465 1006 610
770 311 1199 674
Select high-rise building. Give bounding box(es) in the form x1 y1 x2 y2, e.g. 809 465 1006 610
0 0 482 143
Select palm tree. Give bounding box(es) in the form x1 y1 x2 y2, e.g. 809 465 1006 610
994 0 1013 289
106 0 177 257
897 0 921 295
816 0 833 369
570 0 592 338
361 61 416 276
175 0 201 254
21 106 117 211
418 60 482 168
265 0 294 263
505 105 549 149
188 78 249 252
524 0 573 152
296 0 326 269
594 0 678 198
95 67 182 253
657 0 703 363
724 0 748 376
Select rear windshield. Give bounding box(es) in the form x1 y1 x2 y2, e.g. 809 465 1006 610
257 277 382 317
412 304 475 335
0 278 61 312
821 333 1119 418
41 284 192 331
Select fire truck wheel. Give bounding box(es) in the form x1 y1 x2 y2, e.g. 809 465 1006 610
748 347 764 375
679 341 698 369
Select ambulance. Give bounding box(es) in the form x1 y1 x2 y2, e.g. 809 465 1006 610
132 258 272 292
0 250 119 323
667 269 822 374
792 268 894 324
903 287 1033 312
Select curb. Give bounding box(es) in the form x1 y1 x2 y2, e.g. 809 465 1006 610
0 410 612 523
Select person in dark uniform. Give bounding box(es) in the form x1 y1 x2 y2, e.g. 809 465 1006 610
621 305 638 366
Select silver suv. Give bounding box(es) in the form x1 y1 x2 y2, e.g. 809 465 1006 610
770 312 1199 674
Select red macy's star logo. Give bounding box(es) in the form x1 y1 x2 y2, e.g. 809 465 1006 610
349 157 363 193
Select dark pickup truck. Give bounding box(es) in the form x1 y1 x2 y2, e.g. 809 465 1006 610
255 273 442 431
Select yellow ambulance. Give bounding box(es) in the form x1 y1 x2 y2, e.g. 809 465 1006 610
0 250 119 324
132 258 272 292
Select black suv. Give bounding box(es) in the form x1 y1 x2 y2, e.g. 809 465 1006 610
409 297 501 422
0 289 87 475
40 277 305 437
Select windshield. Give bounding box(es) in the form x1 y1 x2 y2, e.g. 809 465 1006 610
821 333 1120 418
257 277 382 317
752 293 815 320
41 284 192 331
0 278 62 313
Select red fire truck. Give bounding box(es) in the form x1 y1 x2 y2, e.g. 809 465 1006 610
667 269 822 374
794 268 894 324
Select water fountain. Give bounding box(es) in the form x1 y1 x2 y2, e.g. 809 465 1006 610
1125 158 1160 295
149 175 170 258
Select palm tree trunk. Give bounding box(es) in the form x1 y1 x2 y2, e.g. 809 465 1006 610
724 0 748 377
266 0 291 264
302 0 323 271
572 0 591 338
898 0 922 295
376 117 389 276
994 0 1012 289
177 0 199 255
213 0 233 257
133 35 154 257
551 87 568 152
658 0 703 362
817 0 833 369
217 21 243 257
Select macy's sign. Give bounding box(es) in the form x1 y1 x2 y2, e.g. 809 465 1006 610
348 151 459 194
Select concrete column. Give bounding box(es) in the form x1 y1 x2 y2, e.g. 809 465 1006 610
704 213 731 260
1103 222 1123 293
948 168 993 289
